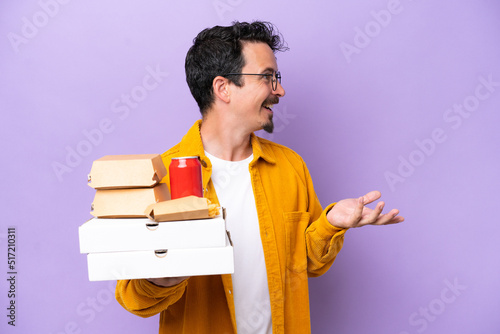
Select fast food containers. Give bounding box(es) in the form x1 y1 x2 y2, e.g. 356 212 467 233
88 154 170 218
79 216 233 281
79 154 234 281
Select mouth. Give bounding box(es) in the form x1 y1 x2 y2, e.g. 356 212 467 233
262 97 279 113
262 104 274 112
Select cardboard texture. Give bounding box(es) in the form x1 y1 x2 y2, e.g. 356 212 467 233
88 154 168 189
86 232 234 281
79 216 227 253
90 183 171 218
145 195 212 222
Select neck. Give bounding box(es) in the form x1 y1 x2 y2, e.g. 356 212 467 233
200 111 253 162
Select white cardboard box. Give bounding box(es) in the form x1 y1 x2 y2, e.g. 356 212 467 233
79 216 227 253
86 232 234 281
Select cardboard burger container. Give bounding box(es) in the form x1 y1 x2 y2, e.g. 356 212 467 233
144 196 221 222
90 183 171 218
85 231 234 281
88 154 167 189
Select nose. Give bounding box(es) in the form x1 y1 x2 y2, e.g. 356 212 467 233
274 81 285 97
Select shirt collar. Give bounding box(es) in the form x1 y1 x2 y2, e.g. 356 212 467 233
178 120 277 166
250 132 276 165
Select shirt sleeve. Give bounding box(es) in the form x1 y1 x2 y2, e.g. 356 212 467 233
305 203 347 277
115 278 188 318
301 161 348 277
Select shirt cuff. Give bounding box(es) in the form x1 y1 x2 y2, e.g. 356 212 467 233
135 278 189 299
317 203 348 236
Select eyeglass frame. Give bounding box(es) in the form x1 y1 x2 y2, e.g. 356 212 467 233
221 71 282 91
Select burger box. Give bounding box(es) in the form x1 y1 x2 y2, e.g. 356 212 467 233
90 183 171 218
144 195 218 222
79 216 228 253
88 154 168 189
85 231 234 281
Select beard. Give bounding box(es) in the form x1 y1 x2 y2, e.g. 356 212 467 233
262 114 274 133
261 96 278 133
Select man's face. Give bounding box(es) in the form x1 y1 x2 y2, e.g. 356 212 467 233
230 42 285 133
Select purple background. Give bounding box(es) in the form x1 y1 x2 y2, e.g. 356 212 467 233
1 0 499 333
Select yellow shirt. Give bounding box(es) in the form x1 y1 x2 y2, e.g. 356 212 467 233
115 120 347 333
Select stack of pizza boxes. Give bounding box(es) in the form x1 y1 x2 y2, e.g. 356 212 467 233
78 154 233 281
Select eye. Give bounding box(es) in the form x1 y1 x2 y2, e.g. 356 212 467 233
261 74 272 82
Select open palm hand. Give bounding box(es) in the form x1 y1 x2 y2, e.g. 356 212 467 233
327 191 404 229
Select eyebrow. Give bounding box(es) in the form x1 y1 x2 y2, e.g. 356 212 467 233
261 67 276 74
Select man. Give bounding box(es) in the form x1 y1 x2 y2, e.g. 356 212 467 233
115 21 404 334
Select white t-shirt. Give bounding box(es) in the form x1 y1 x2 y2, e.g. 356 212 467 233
205 151 272 334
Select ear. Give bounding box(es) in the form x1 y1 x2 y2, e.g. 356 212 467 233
212 76 231 103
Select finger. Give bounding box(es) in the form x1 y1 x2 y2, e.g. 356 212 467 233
377 216 405 225
361 190 382 205
387 212 405 224
373 209 403 225
349 196 365 225
384 217 405 225
359 201 385 226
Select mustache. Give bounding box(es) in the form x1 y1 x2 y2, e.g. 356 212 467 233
263 97 280 105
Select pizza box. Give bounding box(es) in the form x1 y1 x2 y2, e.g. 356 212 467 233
79 215 227 253
85 232 234 281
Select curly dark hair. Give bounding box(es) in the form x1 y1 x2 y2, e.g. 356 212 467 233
185 21 288 115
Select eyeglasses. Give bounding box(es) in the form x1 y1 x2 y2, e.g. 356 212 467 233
222 71 282 91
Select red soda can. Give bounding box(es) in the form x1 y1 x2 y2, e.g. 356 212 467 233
169 156 203 199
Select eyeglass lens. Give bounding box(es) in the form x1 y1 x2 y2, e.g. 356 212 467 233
273 71 281 90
